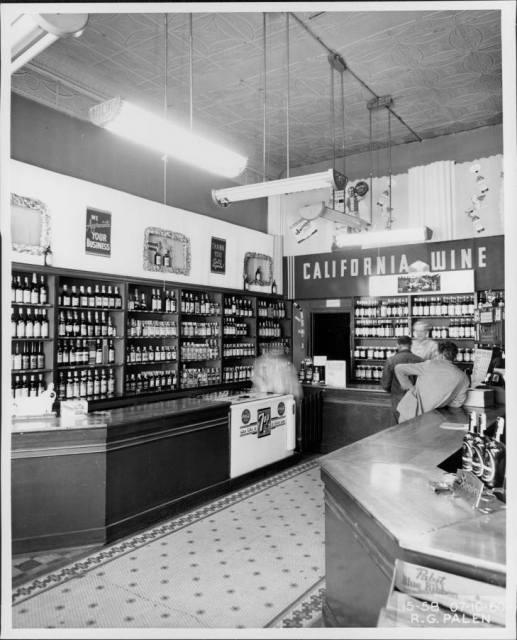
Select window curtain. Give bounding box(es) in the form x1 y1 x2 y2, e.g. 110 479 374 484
408 160 456 241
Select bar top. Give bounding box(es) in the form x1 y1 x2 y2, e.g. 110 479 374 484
12 397 231 433
318 405 506 575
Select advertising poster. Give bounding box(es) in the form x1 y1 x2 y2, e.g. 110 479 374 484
85 208 111 257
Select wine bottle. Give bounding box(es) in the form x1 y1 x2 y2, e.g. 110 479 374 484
482 417 506 488
471 413 487 478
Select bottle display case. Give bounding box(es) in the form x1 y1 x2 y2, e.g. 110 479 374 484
11 270 54 399
11 264 293 409
125 284 179 396
56 276 125 401
352 293 478 383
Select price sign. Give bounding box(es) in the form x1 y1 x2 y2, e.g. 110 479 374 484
471 348 492 387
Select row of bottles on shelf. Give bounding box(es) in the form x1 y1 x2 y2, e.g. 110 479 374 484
181 340 219 361
257 300 287 319
413 295 475 317
354 345 476 363
12 373 47 398
126 370 177 394
12 342 46 371
128 288 177 313
430 320 476 339
462 413 505 489
57 310 117 338
181 292 221 316
12 273 49 305
181 367 221 388
128 344 177 363
355 298 408 318
355 365 384 381
354 320 409 338
57 369 116 399
223 343 255 358
297 359 323 385
128 319 177 338
58 339 116 366
60 283 123 309
11 307 50 338
258 320 283 338
181 322 220 337
223 366 253 383
223 318 249 336
258 341 290 356
224 296 253 317
478 290 505 308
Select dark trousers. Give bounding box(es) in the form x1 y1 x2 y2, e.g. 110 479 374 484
390 394 403 426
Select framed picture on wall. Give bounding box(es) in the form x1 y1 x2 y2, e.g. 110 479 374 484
11 193 51 256
244 252 273 286
143 226 191 276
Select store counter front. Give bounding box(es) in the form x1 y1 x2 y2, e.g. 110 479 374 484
318 404 506 628
302 383 391 453
11 397 231 553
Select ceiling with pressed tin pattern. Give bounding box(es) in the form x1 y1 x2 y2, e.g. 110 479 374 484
11 8 503 180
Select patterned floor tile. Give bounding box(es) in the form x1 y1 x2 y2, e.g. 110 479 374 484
12 459 325 629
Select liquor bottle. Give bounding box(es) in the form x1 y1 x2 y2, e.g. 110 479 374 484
11 307 17 337
108 369 116 395
22 276 31 304
140 292 147 311
58 372 66 399
114 286 123 309
100 369 108 395
29 374 38 398
482 417 506 488
31 273 40 304
255 267 262 282
71 285 79 307
96 339 103 365
37 374 45 396
33 310 42 338
171 291 177 313
30 342 38 370
86 370 94 397
93 370 101 396
80 285 88 307
25 308 34 338
101 285 109 308
95 284 102 308
62 284 71 307
108 286 115 309
272 280 277 295
57 341 63 365
461 411 477 472
163 249 171 268
471 413 487 478
108 339 115 364
79 371 87 398
12 275 18 302
66 371 74 399
88 286 95 308
72 371 80 399
17 309 26 338
37 342 45 369
13 342 22 370
154 249 162 267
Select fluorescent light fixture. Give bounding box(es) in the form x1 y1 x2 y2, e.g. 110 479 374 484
299 202 369 229
212 169 347 207
335 226 433 248
10 13 88 73
89 96 248 179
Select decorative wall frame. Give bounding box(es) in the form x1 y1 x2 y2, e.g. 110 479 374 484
244 252 273 286
11 193 51 255
143 226 191 276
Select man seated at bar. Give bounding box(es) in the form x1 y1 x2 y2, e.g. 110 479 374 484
380 335 423 425
394 341 470 423
411 320 439 360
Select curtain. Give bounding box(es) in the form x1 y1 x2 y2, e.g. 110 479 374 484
408 160 456 241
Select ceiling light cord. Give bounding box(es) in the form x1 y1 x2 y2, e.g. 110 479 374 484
189 13 193 133
341 71 346 179
263 13 267 182
289 12 422 143
163 13 168 207
388 108 392 229
285 13 290 179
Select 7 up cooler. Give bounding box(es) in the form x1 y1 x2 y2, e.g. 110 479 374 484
214 392 296 478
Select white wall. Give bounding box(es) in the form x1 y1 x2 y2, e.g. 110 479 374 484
277 155 504 256
10 160 274 291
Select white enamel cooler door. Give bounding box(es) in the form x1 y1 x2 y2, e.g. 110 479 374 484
229 394 296 478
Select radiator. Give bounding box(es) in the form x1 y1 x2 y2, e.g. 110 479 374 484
296 389 324 453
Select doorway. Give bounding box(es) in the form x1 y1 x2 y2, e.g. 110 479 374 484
312 312 351 379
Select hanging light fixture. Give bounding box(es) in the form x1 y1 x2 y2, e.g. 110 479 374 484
89 96 248 179
10 12 89 73
335 226 433 248
334 95 433 248
212 14 347 207
89 16 247 180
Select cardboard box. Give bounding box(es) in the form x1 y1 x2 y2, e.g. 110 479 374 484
464 387 494 407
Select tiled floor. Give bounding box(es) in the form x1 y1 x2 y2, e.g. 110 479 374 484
11 459 325 630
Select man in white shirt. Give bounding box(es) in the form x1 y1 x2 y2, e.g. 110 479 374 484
395 341 470 422
411 320 439 360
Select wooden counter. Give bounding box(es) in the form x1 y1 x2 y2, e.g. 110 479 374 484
318 405 506 628
12 398 231 553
